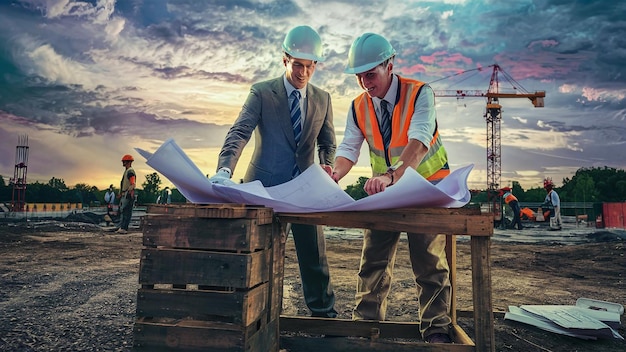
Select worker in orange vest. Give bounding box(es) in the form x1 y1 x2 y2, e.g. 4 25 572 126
501 187 523 230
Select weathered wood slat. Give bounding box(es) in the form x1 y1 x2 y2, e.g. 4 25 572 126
279 335 474 352
471 236 494 351
136 283 268 325
134 317 278 351
279 317 474 342
278 208 492 236
142 217 273 252
147 204 274 223
139 248 270 288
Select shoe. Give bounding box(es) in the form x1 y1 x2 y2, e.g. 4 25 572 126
425 333 452 344
115 228 128 234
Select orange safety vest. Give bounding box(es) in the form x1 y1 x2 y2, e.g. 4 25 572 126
351 76 449 181
504 192 518 204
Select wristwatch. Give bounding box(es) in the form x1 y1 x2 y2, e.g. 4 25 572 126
384 161 403 186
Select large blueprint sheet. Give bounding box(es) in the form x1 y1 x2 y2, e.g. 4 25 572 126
136 139 473 213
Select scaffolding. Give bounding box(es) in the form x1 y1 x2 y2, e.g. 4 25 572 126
10 135 29 212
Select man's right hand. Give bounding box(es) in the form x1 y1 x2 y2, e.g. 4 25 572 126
209 167 236 185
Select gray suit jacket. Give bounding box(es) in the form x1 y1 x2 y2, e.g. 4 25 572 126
218 76 336 187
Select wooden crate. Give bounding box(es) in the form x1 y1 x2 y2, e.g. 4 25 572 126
133 204 284 352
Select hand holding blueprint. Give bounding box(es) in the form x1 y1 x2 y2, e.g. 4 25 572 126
136 139 473 213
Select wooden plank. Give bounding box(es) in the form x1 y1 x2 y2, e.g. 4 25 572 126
250 318 279 352
139 248 270 289
142 217 272 252
147 204 274 223
446 235 457 324
133 315 272 351
279 335 475 352
136 283 268 326
268 222 287 322
470 236 495 352
277 208 492 236
279 317 470 342
451 324 474 346
279 318 475 351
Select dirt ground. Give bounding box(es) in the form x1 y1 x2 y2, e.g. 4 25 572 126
0 219 624 352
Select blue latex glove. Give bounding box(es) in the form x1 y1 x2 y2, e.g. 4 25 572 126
209 167 236 185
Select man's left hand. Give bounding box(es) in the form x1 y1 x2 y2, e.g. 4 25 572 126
364 174 393 195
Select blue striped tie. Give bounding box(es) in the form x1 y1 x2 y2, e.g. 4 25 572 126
290 90 302 177
380 99 391 150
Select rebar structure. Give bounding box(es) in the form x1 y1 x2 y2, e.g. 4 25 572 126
11 135 29 212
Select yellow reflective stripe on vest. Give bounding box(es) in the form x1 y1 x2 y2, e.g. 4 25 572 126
353 76 449 180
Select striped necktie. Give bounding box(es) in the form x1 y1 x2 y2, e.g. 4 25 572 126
290 90 302 177
380 99 391 150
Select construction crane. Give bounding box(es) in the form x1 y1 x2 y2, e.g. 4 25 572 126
431 64 546 212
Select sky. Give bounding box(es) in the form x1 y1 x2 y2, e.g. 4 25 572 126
1 0 625 194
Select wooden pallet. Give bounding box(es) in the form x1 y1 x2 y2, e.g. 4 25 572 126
133 204 284 352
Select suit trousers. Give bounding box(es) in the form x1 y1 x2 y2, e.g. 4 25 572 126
290 223 337 318
353 229 451 338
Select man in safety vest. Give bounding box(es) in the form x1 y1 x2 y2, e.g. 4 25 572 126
117 154 136 234
331 33 452 344
501 187 523 230
542 177 562 230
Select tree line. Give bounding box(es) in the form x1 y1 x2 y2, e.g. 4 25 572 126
0 172 184 207
343 166 626 204
2 166 626 208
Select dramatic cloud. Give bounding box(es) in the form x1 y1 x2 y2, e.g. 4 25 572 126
0 0 625 191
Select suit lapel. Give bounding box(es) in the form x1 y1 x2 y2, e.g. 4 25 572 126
302 85 318 146
270 77 298 149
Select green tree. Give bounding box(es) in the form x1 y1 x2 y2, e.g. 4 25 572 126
47 177 68 190
142 172 162 204
0 175 10 202
73 183 99 206
511 181 526 201
344 177 369 200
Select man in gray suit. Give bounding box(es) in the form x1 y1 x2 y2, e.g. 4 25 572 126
209 25 337 318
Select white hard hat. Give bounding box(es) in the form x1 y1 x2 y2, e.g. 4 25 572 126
282 25 325 62
345 33 396 74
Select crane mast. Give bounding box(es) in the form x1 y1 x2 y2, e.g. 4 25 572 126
432 64 545 213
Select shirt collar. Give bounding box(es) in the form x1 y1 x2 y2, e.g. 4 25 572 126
372 74 398 112
283 75 307 99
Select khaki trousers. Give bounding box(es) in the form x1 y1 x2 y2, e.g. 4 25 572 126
353 230 451 338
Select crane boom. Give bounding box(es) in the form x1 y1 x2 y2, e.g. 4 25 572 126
433 90 546 107
430 64 546 215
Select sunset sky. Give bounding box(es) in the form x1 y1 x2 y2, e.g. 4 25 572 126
1 0 625 193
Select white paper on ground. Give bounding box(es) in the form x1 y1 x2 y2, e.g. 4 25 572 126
137 138 473 213
576 297 625 316
505 306 598 340
506 304 624 340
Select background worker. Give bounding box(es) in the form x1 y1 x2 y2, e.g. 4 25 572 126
103 184 116 226
158 186 171 204
331 33 452 343
209 26 338 318
104 184 115 214
543 177 562 230
117 154 136 234
501 187 523 230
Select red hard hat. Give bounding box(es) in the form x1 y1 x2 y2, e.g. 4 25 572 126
543 177 553 188
501 187 511 192
121 154 134 162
